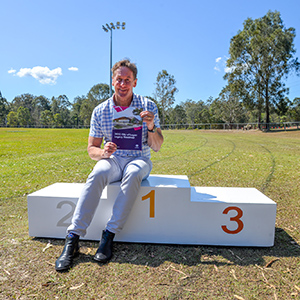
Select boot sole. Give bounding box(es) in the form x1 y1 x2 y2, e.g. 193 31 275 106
93 255 111 263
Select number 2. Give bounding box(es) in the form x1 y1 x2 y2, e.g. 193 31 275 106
222 206 244 234
56 201 76 227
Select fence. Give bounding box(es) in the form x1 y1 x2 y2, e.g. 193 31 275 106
1 122 300 131
161 122 300 131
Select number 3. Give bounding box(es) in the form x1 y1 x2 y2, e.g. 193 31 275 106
222 206 244 234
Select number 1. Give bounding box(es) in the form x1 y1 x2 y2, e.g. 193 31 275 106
142 190 155 218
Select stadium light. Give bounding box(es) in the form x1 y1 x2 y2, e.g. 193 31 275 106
102 22 126 96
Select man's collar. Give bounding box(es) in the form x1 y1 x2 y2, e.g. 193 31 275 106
110 93 137 107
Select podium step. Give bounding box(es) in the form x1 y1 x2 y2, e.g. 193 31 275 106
27 175 276 246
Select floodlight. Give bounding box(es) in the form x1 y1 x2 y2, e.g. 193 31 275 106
102 21 126 96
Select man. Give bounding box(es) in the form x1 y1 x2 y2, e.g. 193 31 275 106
55 59 164 271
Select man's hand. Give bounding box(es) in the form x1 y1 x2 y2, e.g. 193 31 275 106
140 111 155 130
140 110 163 152
88 136 117 161
102 142 117 158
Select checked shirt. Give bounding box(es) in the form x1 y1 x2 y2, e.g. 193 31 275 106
89 93 160 159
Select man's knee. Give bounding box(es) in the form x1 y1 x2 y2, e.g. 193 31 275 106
88 161 113 184
124 159 151 182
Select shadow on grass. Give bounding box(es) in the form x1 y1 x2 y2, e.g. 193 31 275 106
34 227 300 269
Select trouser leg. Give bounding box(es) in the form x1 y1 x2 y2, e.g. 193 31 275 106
106 157 152 233
67 157 122 237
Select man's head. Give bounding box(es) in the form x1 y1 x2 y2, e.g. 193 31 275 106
112 59 137 79
112 59 138 105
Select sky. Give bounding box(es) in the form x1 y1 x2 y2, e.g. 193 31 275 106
1 0 300 106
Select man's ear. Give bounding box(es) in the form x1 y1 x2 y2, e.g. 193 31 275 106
133 78 137 88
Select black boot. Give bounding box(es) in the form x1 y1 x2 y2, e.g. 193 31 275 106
94 230 115 263
55 235 79 271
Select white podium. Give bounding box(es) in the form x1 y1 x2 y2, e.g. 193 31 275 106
27 175 277 246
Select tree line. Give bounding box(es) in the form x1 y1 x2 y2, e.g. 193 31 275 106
1 11 299 128
1 85 299 128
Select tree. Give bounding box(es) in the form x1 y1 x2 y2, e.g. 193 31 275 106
154 70 178 125
208 98 224 123
218 88 247 123
79 98 94 126
169 104 187 126
53 113 63 127
87 83 110 104
32 96 51 125
182 100 198 125
17 106 31 126
0 92 9 125
51 95 71 125
290 97 300 121
71 95 86 126
275 96 291 117
11 94 35 114
7 111 18 127
40 110 54 126
224 10 300 126
182 100 209 125
79 83 110 126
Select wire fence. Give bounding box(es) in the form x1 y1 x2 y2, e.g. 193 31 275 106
1 122 300 131
160 122 300 131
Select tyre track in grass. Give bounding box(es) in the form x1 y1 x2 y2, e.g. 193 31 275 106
235 137 276 193
153 136 208 163
188 139 236 179
257 143 276 193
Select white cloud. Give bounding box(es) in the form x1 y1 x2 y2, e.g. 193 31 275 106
214 57 222 72
68 67 78 71
224 66 234 73
214 56 233 73
15 66 62 84
8 69 16 74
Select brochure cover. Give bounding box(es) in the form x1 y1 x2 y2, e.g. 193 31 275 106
112 106 143 150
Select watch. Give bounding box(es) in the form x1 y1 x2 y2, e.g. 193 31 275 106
148 125 157 133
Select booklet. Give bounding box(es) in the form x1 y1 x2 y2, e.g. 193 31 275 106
112 106 143 150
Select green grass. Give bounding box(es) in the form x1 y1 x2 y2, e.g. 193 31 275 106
1 128 300 299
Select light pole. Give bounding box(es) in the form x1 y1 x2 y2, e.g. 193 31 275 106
102 22 126 97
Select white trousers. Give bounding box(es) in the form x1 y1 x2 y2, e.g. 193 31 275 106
67 155 152 237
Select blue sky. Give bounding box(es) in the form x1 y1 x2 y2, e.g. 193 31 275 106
1 0 300 106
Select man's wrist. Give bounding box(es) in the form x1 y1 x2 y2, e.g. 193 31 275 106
148 124 157 133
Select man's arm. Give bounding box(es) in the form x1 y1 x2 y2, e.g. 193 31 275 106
140 111 164 152
147 127 164 152
87 136 117 161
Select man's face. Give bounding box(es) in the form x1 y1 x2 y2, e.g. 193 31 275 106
112 66 137 103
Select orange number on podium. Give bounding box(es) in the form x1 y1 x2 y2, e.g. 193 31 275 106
142 190 155 218
222 206 244 234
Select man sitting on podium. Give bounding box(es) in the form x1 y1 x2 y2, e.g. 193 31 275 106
55 59 164 271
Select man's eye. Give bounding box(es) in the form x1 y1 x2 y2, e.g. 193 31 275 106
116 78 131 84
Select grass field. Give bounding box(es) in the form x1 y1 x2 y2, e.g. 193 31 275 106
0 128 300 299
